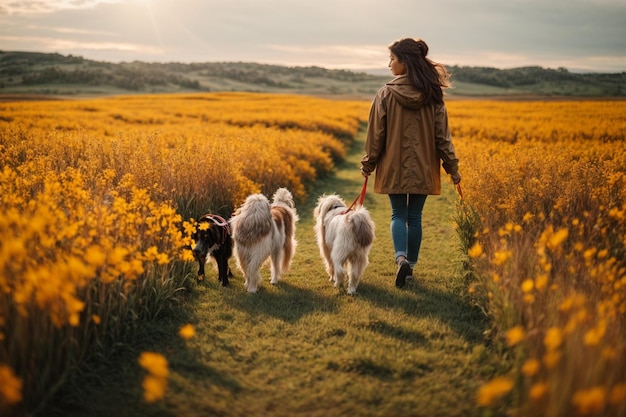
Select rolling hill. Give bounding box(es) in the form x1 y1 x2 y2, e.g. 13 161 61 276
0 50 624 99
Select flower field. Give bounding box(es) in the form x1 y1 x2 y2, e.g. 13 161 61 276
0 92 370 413
450 100 626 416
1 93 625 416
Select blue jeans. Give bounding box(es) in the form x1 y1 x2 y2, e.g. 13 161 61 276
388 194 428 268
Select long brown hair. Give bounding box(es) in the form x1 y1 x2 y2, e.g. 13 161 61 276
389 38 450 106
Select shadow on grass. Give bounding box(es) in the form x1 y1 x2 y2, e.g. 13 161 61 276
48 315 230 417
223 281 340 323
355 279 485 345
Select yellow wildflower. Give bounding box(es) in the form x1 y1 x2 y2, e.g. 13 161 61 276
476 376 514 406
468 242 483 259
139 352 169 403
0 365 22 404
543 350 562 370
139 352 169 378
521 359 540 377
179 324 196 340
610 383 626 405
505 326 525 347
547 227 568 250
583 248 597 261
529 381 549 401
492 250 512 265
584 323 606 346
572 387 606 415
535 274 548 290
521 279 534 293
544 327 563 351
142 374 167 403
85 245 106 268
601 347 617 360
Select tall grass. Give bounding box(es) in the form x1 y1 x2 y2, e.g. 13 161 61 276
0 93 369 415
450 100 626 416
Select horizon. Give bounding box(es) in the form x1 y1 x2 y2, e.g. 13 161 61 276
1 0 625 74
2 49 623 76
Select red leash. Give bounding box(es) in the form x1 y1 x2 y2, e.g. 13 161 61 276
342 177 368 214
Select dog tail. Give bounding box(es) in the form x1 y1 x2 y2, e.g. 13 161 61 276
272 206 297 271
349 208 375 247
272 187 295 209
231 194 273 243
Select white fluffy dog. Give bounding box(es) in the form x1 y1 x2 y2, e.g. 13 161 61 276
314 194 375 295
230 188 298 293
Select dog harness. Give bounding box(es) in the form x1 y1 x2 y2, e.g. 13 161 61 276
200 213 231 245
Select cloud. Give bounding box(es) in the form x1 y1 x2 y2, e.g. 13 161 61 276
0 0 624 72
0 35 163 55
0 0 123 15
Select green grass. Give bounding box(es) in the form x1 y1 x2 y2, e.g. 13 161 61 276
51 129 502 417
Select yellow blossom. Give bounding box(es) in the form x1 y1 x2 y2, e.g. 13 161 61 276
529 381 549 401
583 248 597 261
544 327 563 351
521 279 534 293
142 374 167 403
477 376 514 406
521 359 540 377
601 347 617 360
535 274 548 290
492 250 512 265
85 245 106 268
0 365 22 404
505 326 525 347
543 350 562 370
609 383 626 405
572 387 606 415
547 227 568 250
139 352 169 378
179 324 196 340
584 323 606 346
468 242 483 259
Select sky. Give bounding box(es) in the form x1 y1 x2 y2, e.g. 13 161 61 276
1 0 625 74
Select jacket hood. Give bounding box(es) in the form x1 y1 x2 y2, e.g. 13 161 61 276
386 75 424 110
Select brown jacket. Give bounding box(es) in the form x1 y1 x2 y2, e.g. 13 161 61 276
361 74 460 195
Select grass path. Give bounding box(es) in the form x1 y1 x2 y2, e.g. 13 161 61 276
61 128 499 417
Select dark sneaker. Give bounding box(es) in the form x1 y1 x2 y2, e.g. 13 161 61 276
395 260 410 288
406 268 414 281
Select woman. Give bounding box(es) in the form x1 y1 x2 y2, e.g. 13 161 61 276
360 38 461 288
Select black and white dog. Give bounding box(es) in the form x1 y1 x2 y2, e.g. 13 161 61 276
192 214 233 286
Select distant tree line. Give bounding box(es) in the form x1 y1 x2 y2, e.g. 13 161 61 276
448 65 626 89
1 51 624 95
19 66 201 90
